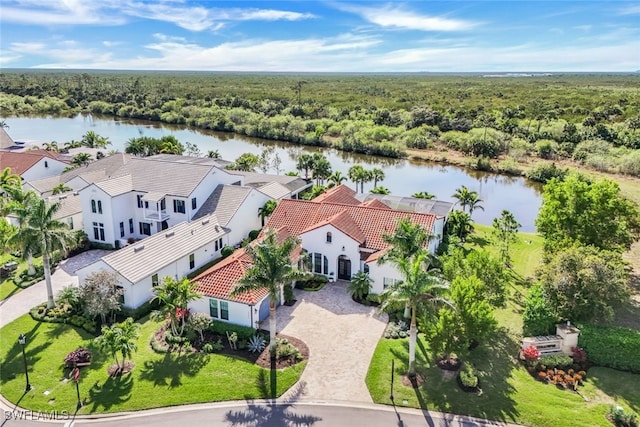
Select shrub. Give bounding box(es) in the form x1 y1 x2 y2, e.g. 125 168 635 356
459 363 479 388
608 406 638 427
526 162 568 183
202 343 214 353
221 246 234 258
208 321 255 341
64 347 92 368
571 346 587 363
384 320 410 339
579 324 640 373
120 298 163 321
248 335 266 353
522 345 540 366
536 354 573 370
283 283 295 304
248 230 260 240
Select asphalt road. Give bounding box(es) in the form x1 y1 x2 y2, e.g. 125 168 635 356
2 401 519 427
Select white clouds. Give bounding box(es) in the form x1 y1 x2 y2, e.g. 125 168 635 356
0 1 124 26
617 4 640 15
337 3 479 32
234 9 316 21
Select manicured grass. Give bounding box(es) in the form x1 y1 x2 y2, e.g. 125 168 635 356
0 257 43 301
0 315 305 414
365 333 640 427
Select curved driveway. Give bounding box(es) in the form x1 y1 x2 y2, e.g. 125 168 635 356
273 281 388 403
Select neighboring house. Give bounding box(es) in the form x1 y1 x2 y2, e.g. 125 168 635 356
189 185 451 326
0 150 68 183
50 192 83 232
230 171 311 199
77 215 227 309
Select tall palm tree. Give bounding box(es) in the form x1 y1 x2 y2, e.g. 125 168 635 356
71 152 93 167
327 171 347 188
371 186 390 195
348 165 366 193
381 217 432 263
230 231 307 355
467 192 484 217
258 200 277 227
380 250 450 377
51 183 73 195
371 168 385 187
452 185 474 212
153 277 201 337
311 155 332 186
0 167 21 191
296 153 315 180
3 186 38 274
7 197 76 308
95 317 139 372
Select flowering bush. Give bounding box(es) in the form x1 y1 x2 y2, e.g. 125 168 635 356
522 345 540 366
572 346 587 363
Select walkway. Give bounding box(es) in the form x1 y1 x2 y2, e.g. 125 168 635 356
274 280 388 403
0 250 110 328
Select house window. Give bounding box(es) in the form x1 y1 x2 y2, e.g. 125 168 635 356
209 299 218 318
97 200 103 214
139 222 151 236
323 255 328 275
119 222 125 238
92 222 105 241
44 160 49 168
220 301 229 320
152 274 159 287
383 277 400 289
116 286 125 305
191 197 197 210
137 195 143 208
129 218 134 233
160 198 166 211
313 252 322 274
215 240 218 251
173 199 185 214
67 217 74 230
91 199 96 213
189 254 195 269
326 232 332 243
219 238 223 249
364 264 370 273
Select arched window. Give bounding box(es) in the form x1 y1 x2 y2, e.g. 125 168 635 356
326 232 332 243
97 200 103 214
91 199 96 213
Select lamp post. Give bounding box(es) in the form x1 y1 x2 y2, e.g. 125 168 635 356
18 333 31 392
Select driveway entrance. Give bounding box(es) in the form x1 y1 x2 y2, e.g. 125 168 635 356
273 280 387 403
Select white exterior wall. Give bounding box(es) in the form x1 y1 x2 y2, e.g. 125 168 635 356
187 168 244 220
225 190 271 247
110 193 136 246
300 225 360 278
59 211 84 232
21 158 67 182
366 260 403 295
80 185 117 246
429 218 445 254
189 297 254 328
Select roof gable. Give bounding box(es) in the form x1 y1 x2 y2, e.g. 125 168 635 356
192 184 253 225
0 151 65 176
313 184 360 205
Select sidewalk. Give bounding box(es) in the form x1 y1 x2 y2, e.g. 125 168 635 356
0 250 110 328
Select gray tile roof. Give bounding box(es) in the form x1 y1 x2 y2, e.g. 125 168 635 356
147 154 231 168
256 182 291 199
192 184 252 225
355 193 454 217
50 193 82 220
95 174 133 197
230 171 310 192
100 215 226 284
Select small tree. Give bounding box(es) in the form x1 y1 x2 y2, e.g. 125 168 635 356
94 317 139 374
79 270 123 324
152 277 201 337
522 284 557 336
188 312 212 341
492 210 520 266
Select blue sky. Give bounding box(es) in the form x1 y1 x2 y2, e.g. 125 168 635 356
1 1 639 72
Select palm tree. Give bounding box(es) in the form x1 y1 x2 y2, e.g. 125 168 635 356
6 197 75 308
371 168 385 187
348 165 366 193
412 191 436 200
380 250 450 377
348 271 372 302
71 152 93 167
81 131 110 149
258 200 277 227
0 120 9 129
95 317 139 373
42 141 59 152
467 192 484 217
0 167 21 190
452 185 474 212
445 210 474 242
230 230 307 355
3 186 38 274
207 149 221 159
381 217 431 264
361 169 374 193
296 153 315 180
327 171 347 188
311 155 332 186
152 277 201 337
51 183 73 195
371 186 390 195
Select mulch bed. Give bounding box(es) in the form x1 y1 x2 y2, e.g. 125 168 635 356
154 325 308 370
107 361 135 377
401 373 425 388
436 355 462 371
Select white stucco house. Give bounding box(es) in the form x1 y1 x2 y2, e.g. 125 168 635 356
0 149 68 183
76 215 228 309
189 185 451 327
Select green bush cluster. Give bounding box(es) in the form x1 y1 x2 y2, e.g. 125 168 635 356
120 298 162 321
295 274 328 291
578 324 640 373
221 246 234 258
608 405 639 427
459 363 479 389
208 320 256 342
30 303 97 334
535 354 573 371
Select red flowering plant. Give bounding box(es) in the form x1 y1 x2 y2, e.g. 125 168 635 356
522 345 541 367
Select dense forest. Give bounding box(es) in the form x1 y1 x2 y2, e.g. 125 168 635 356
1 71 639 178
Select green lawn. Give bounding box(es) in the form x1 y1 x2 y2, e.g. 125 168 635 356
0 256 43 301
366 334 639 427
0 315 305 414
366 224 640 426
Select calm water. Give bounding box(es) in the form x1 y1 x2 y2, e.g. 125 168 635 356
5 114 542 231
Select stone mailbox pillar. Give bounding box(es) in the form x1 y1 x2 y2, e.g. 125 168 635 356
556 322 580 355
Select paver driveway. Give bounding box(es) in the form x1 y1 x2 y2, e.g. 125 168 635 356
273 280 388 403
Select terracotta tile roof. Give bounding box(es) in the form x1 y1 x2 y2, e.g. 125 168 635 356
265 198 436 252
361 198 391 209
0 150 65 176
301 210 366 243
312 184 360 205
193 227 300 305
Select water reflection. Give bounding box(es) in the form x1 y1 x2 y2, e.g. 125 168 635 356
6 114 541 231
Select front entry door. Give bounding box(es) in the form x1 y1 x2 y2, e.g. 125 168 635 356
337 255 351 280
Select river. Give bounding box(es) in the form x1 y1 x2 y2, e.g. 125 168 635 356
4 114 542 232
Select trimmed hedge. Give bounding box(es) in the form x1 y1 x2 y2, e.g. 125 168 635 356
208 320 257 341
578 324 640 373
30 303 98 335
120 298 162 321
